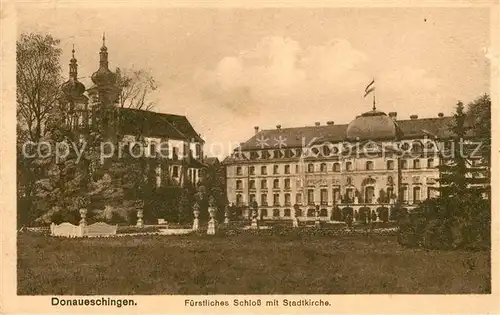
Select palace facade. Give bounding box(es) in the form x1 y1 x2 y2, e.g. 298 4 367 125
59 37 205 187
224 107 459 222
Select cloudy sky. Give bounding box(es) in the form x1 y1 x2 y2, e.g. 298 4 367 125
17 5 491 158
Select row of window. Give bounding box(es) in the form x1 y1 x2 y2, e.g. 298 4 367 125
235 186 431 206
235 159 436 176
238 141 441 161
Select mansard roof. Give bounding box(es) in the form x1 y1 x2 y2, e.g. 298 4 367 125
118 108 203 142
237 116 455 151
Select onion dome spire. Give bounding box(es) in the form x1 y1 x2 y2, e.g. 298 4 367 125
62 44 86 98
91 32 117 86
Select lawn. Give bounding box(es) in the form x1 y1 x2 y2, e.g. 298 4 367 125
17 232 490 295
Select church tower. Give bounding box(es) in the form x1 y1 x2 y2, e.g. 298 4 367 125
60 45 89 133
87 34 121 141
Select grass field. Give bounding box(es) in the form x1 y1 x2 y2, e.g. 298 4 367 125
17 232 490 295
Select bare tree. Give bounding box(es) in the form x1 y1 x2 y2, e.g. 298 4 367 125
116 68 158 111
17 33 62 142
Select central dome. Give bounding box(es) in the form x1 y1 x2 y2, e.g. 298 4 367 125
346 109 399 141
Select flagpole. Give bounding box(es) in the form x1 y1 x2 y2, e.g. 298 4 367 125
372 91 376 111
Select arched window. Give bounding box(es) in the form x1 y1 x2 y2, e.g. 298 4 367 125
386 160 394 170
412 141 423 152
261 165 267 175
273 179 279 189
345 161 352 171
320 163 327 172
307 163 314 173
366 161 374 170
333 163 340 172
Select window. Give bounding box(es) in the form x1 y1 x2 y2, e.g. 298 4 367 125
307 163 314 173
320 163 327 172
284 178 291 189
296 193 302 205
273 165 279 174
273 209 280 217
346 161 352 171
401 142 410 151
307 189 315 205
402 186 408 202
261 180 268 189
320 189 328 205
284 209 291 217
195 143 201 158
261 150 270 159
427 187 435 199
333 187 340 204
261 209 268 217
236 166 242 176
401 160 408 169
236 194 243 206
249 166 255 175
236 180 243 190
295 164 300 173
172 166 179 178
261 166 267 175
172 147 179 160
413 159 420 169
284 165 290 174
427 158 434 168
413 186 421 202
249 194 256 204
412 141 423 152
346 188 354 202
284 193 291 206
333 163 340 172
273 194 280 206
366 161 374 170
387 160 394 170
261 194 268 206
365 186 375 203
249 180 255 189
273 179 280 189
387 176 394 185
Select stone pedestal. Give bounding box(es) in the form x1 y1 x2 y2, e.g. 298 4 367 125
136 209 144 227
314 206 320 228
207 207 216 235
79 208 87 227
292 217 299 228
192 210 200 231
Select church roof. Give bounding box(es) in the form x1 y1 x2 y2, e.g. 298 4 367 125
237 116 455 150
118 108 203 142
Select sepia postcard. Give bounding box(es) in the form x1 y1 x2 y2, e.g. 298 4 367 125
1 0 499 314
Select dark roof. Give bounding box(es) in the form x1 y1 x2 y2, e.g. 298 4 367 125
346 110 399 141
118 108 203 142
238 116 456 150
204 157 220 166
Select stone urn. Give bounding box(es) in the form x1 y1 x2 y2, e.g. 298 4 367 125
136 209 144 227
79 208 87 226
207 206 217 235
224 205 230 224
292 204 299 228
192 202 200 231
250 201 259 229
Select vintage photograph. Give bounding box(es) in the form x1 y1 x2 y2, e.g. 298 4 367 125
14 3 492 297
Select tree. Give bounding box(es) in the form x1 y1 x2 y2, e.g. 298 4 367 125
17 33 63 227
17 33 62 143
116 68 158 110
399 96 491 250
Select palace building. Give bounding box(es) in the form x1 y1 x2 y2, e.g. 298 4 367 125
223 105 458 223
59 37 205 187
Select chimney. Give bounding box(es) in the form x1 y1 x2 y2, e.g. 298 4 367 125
315 122 320 126
410 114 418 120
326 121 334 126
254 126 259 134
276 124 281 130
388 112 397 120
438 112 444 118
